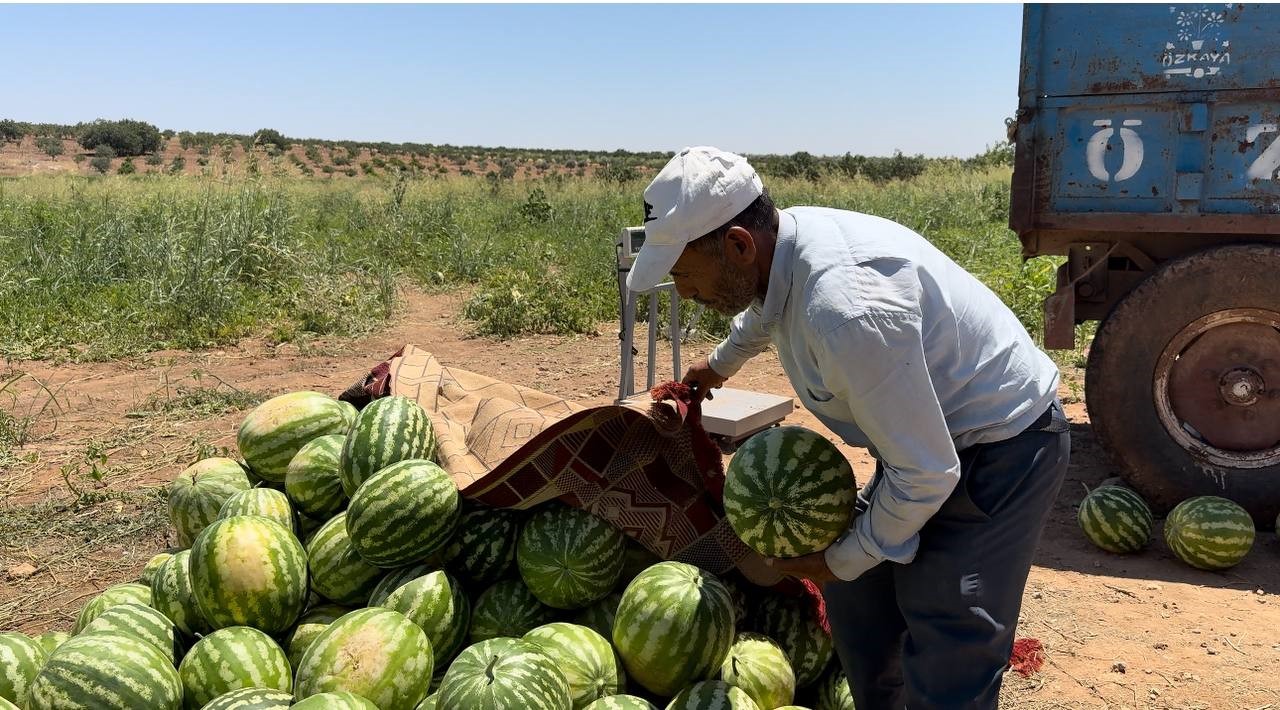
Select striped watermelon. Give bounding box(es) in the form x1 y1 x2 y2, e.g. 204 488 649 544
307 512 386 606
443 506 521 587
340 396 436 496
612 561 735 697
416 695 437 710
218 487 296 532
285 604 352 671
238 391 349 483
1164 496 1256 570
0 697 15 710
1078 486 1153 554
80 603 179 665
346 459 460 568
34 631 71 657
26 632 182 710
376 570 471 666
293 692 379 709
150 549 211 636
583 697 658 710
190 516 308 634
720 633 795 710
666 680 761 710
517 504 626 609
286 434 349 520
202 687 294 710
720 575 749 628
524 622 625 708
752 593 832 688
469 578 557 644
74 582 152 633
0 631 46 704
295 608 433 710
141 552 173 586
437 637 571 710
179 626 292 708
723 427 856 558
814 667 854 710
369 563 436 606
572 591 622 640
339 401 359 430
169 457 254 547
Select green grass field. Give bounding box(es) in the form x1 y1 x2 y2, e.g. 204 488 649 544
0 165 1061 362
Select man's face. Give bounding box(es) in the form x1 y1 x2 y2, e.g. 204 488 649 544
669 233 758 316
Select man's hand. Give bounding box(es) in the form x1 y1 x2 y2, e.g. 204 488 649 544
765 551 840 585
682 358 727 402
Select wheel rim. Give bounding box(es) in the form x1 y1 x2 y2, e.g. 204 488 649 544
1155 308 1280 469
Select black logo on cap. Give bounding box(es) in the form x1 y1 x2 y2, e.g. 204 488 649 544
643 201 656 223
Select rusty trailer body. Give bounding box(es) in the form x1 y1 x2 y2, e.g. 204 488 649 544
1010 3 1280 523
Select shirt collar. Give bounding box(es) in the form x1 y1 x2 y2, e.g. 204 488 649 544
756 208 796 329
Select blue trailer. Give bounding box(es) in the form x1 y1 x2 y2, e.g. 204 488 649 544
1010 3 1280 523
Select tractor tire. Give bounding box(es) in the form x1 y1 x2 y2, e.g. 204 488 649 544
1085 243 1280 527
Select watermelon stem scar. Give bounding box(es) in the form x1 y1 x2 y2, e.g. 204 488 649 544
485 654 499 683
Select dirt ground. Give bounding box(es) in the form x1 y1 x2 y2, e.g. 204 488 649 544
2 288 1277 709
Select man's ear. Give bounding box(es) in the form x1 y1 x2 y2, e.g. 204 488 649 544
722 226 757 266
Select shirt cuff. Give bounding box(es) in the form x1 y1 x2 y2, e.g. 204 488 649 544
823 530 883 582
707 344 746 379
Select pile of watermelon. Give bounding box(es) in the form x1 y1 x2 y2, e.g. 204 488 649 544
1076 484 1259 571
1 390 858 710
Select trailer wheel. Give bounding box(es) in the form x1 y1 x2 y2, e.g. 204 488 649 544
1085 244 1280 527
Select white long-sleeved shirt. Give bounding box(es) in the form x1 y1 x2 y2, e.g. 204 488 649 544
709 207 1060 581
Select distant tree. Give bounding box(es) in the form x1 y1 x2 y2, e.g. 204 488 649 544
0 119 23 143
117 158 136 175
77 119 162 156
169 155 185 174
599 161 638 183
36 136 64 158
89 145 115 173
146 152 163 166
253 128 290 152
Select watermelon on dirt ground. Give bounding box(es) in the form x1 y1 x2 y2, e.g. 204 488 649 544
720 632 796 710
1164 495 1256 570
346 459 460 568
340 395 436 496
285 604 353 671
814 666 854 710
190 515 309 634
307 512 387 606
217 487 296 532
150 549 211 637
169 457 253 547
140 552 173 586
237 391 349 483
179 626 292 708
34 631 71 657
443 505 522 587
80 603 179 665
26 632 182 710
666 680 761 710
286 434 349 520
0 631 46 704
469 577 557 644
723 426 856 559
293 691 379 709
437 636 572 710
582 697 659 710
524 622 625 708
612 561 735 698
73 581 152 633
752 593 833 688
1077 485 1153 554
201 687 295 710
516 503 626 609
294 608 433 710
376 569 471 667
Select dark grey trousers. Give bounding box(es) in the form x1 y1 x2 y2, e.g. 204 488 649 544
822 400 1070 710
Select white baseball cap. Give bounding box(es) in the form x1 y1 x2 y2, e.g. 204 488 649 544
627 146 764 292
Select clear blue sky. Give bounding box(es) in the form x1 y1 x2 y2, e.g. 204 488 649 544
1 3 1024 157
